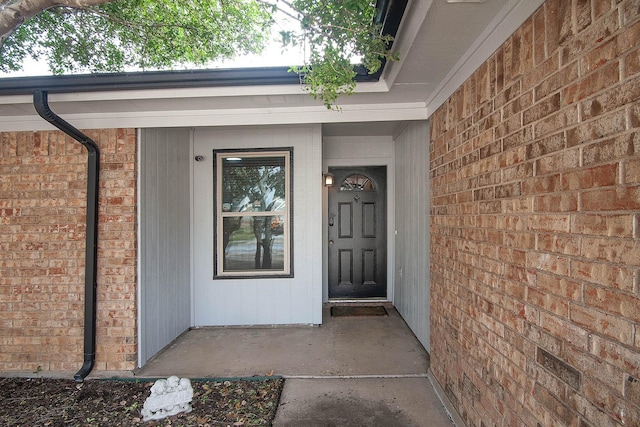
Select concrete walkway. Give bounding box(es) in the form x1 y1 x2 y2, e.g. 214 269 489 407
136 305 458 426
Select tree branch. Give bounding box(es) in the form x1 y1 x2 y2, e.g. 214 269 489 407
254 0 300 23
0 0 111 45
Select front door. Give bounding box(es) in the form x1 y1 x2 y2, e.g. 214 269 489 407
328 166 386 298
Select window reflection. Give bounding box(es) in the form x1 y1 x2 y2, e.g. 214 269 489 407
223 216 285 271
222 157 286 213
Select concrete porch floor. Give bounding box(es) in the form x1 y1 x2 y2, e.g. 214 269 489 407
136 305 459 426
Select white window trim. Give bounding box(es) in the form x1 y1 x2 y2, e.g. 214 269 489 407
214 148 293 278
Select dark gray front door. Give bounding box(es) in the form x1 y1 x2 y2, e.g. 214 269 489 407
328 166 386 298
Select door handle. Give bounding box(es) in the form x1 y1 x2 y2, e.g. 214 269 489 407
329 240 334 245
328 213 335 226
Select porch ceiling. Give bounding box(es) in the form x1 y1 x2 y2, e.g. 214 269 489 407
0 0 544 133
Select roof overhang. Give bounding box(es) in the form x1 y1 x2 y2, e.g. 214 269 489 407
0 0 544 134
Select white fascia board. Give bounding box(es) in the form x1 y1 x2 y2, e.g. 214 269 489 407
0 102 428 132
424 0 545 116
0 80 390 105
0 94 37 107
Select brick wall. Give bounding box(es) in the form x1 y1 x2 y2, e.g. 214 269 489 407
430 1 639 426
0 129 137 373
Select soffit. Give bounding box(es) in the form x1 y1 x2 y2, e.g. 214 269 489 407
390 0 508 88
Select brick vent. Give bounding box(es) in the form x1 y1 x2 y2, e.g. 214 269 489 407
430 1 639 426
0 129 137 373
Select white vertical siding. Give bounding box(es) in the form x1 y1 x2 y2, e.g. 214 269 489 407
394 121 430 351
139 128 192 366
192 125 322 326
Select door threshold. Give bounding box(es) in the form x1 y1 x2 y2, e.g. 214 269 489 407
326 299 391 305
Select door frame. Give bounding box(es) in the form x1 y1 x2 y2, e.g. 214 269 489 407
322 158 395 303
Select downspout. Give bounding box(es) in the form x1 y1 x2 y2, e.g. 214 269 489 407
33 91 100 382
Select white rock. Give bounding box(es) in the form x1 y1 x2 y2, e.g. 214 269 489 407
141 376 193 421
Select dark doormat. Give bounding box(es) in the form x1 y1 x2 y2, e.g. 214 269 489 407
330 305 388 317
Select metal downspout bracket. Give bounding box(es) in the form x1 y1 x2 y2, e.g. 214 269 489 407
33 91 100 382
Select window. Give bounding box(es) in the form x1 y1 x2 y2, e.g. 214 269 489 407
214 148 293 278
340 174 376 191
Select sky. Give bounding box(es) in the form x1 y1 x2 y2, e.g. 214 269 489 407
2 44 305 77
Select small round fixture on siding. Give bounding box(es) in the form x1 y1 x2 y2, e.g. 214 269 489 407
194 155 204 161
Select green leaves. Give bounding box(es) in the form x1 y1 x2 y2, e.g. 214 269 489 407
283 0 397 108
1 0 274 73
0 0 398 108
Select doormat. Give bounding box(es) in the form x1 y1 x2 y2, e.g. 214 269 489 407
330 306 388 317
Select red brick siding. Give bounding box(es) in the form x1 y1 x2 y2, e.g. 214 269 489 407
0 129 137 373
430 1 639 426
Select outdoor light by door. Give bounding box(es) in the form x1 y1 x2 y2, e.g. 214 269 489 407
323 172 335 187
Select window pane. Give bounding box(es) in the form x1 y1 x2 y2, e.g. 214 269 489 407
215 149 292 278
222 156 286 213
340 174 375 191
222 215 285 272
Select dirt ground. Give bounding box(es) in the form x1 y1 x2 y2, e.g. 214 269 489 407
0 377 283 426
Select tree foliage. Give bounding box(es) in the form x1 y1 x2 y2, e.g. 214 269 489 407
0 0 397 107
1 0 273 73
284 0 397 107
